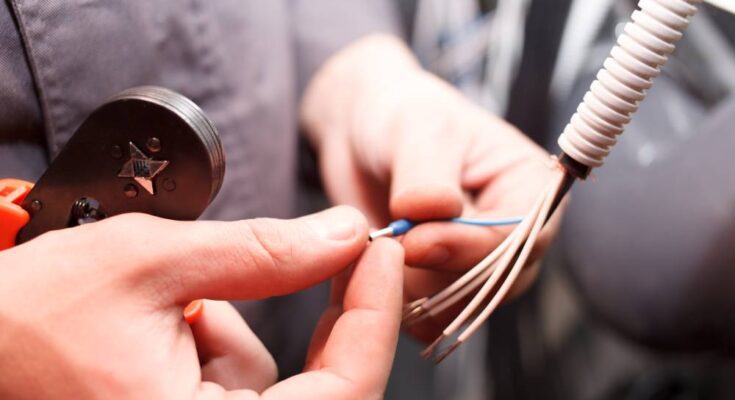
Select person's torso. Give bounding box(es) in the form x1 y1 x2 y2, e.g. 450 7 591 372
0 0 298 220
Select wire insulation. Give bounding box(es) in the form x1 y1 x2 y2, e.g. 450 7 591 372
369 216 524 240
557 0 702 168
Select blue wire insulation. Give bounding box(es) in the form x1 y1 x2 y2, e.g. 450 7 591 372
387 219 416 236
385 216 523 237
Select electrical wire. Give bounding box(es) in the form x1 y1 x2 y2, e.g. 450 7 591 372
405 171 566 362
368 216 524 240
558 0 703 168
406 0 704 363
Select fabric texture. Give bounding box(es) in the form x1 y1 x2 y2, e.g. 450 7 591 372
0 0 400 377
0 0 46 181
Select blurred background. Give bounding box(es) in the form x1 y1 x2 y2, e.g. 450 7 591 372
252 1 735 398
388 1 735 399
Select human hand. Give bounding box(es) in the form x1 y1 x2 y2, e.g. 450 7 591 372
0 206 404 399
302 35 562 340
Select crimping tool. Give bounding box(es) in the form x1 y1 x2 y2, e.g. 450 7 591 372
0 86 225 251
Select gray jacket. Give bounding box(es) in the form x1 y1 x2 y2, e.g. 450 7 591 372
0 0 400 375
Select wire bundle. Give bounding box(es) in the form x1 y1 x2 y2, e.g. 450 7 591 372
400 170 566 362
398 0 703 362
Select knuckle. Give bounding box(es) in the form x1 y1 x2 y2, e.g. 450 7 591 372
98 214 161 250
234 219 293 273
27 215 134 255
103 212 162 233
64 213 161 248
86 213 169 272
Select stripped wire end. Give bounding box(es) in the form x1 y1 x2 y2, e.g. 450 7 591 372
433 341 462 364
406 171 567 362
368 227 395 241
368 219 415 241
420 334 446 359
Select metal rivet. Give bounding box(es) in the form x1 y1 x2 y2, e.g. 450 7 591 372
163 178 176 192
110 145 123 159
124 184 139 198
30 200 42 212
146 137 161 153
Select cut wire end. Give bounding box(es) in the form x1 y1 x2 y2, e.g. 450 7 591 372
405 171 568 363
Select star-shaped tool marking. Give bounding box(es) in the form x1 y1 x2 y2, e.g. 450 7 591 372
117 142 170 195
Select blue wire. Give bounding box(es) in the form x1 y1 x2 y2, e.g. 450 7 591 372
385 216 523 237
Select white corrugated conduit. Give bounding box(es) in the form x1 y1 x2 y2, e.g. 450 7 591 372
558 0 703 168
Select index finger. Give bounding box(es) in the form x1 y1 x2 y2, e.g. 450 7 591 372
261 238 404 400
401 217 510 271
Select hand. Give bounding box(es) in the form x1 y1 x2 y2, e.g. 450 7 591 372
0 206 404 399
302 35 562 340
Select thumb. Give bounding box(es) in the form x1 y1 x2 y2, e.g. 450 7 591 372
91 206 369 304
387 104 473 221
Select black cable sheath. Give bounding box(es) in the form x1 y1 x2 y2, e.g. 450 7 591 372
545 171 575 224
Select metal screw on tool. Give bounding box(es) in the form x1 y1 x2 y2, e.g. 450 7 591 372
71 197 106 225
146 137 162 153
163 178 176 192
124 184 139 198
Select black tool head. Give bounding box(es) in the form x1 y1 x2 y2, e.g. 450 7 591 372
16 86 225 244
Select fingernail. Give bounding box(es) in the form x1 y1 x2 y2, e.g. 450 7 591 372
305 206 363 241
422 246 450 266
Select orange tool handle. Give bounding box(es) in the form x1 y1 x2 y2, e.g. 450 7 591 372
184 299 205 324
1 179 206 323
0 179 33 251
